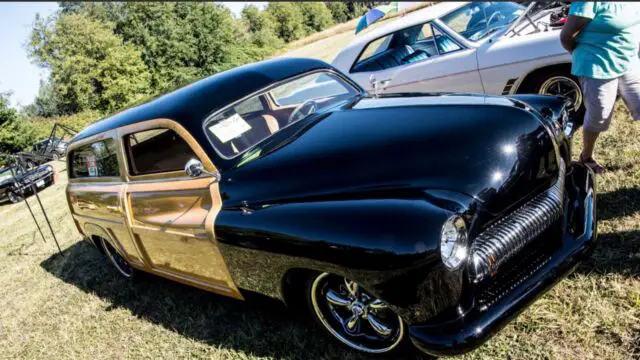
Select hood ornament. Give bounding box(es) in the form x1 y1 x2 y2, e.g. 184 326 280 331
369 74 391 99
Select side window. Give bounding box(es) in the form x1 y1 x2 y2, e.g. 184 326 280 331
358 34 392 63
433 26 462 54
70 139 120 179
417 23 435 41
125 128 197 176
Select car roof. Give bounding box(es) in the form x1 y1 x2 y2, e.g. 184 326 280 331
71 57 338 143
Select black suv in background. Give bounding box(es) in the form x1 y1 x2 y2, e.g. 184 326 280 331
0 165 55 203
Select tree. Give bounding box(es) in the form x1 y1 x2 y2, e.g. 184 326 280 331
325 2 350 23
266 2 306 42
21 79 60 117
0 91 37 157
240 4 283 50
297 2 334 33
28 12 151 114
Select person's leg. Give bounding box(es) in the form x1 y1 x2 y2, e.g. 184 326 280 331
617 69 640 121
579 76 618 173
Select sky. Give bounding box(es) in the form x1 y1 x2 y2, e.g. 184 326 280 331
0 2 267 109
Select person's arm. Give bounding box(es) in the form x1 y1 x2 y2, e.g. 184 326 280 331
560 2 596 53
560 15 591 53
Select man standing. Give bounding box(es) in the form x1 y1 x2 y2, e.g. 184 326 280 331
560 1 640 173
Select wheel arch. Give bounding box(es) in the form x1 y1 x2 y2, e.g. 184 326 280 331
515 62 573 94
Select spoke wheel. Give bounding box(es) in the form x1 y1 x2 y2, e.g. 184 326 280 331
100 238 134 279
538 76 583 113
310 272 405 354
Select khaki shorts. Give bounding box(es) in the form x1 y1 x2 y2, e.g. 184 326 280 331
581 71 640 132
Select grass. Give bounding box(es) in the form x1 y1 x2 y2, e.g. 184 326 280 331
1 19 639 360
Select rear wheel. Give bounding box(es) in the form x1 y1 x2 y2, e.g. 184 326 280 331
100 237 136 280
7 190 23 204
307 272 407 355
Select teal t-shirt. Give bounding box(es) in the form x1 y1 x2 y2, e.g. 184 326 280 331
570 2 640 79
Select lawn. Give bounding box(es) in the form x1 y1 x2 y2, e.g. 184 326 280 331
1 21 639 360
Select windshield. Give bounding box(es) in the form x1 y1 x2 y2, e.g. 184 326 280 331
205 71 359 159
0 168 16 184
440 2 525 41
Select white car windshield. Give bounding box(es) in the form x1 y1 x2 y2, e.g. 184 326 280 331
440 2 525 41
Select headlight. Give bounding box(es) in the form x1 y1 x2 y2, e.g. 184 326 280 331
440 216 469 270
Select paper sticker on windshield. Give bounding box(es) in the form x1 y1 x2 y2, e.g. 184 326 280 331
208 113 252 143
86 155 98 177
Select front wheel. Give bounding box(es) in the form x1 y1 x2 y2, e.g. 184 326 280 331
307 272 407 355
8 190 24 204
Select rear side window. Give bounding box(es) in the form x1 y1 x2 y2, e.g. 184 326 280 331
70 139 120 178
125 128 197 176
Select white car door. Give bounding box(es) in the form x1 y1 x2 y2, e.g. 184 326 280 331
385 24 482 94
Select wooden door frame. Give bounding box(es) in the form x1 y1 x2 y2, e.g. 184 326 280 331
116 118 242 299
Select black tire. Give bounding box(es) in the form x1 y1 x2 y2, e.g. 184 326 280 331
7 190 24 204
100 237 138 281
305 272 412 357
520 69 585 126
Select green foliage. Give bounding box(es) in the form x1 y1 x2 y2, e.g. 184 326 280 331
21 80 61 118
325 2 350 23
266 2 306 43
241 5 284 50
28 12 151 114
297 2 334 33
0 91 37 159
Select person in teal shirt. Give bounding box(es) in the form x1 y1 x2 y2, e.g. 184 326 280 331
560 2 640 173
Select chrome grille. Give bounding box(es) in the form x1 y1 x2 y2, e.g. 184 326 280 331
470 160 565 283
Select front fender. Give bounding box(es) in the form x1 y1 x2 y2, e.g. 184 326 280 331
215 196 468 323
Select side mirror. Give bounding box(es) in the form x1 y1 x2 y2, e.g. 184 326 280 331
184 158 221 182
185 158 204 178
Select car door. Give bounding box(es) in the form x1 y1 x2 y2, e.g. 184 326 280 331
119 119 242 299
383 23 483 94
66 132 144 266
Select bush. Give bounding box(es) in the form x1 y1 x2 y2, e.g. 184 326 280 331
325 2 350 23
298 2 334 33
266 2 306 42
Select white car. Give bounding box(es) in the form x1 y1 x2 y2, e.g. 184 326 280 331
332 1 583 122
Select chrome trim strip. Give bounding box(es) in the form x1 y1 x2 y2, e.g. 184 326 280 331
470 159 566 282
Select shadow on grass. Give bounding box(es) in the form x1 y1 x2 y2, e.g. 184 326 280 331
39 241 374 360
576 229 640 277
573 185 640 276
597 186 640 221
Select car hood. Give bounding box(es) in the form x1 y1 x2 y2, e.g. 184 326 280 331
220 93 561 221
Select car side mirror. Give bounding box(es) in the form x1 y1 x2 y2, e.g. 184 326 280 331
184 158 220 182
185 159 205 178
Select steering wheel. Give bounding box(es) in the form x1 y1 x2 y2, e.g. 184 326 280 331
287 100 317 124
487 11 506 28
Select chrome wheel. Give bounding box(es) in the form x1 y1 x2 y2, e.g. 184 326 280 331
100 238 134 279
310 272 404 354
538 76 582 113
8 191 23 203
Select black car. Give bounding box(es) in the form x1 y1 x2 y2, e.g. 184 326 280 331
65 57 596 357
0 165 56 203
